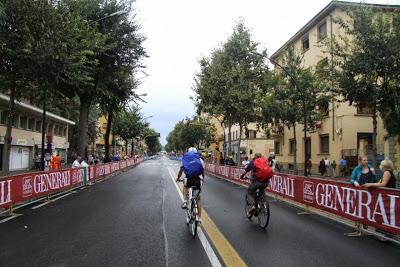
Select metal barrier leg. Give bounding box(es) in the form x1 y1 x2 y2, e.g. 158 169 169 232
344 221 363 237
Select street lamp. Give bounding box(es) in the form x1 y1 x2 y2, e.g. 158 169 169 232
252 51 308 176
40 10 129 171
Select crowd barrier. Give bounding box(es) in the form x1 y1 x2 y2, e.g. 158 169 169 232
205 163 400 235
0 157 144 212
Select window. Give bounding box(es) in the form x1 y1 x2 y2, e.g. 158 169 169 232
36 120 42 132
248 130 256 139
20 116 27 129
59 126 64 136
0 111 7 125
289 139 296 155
54 125 59 136
318 21 327 40
274 141 281 155
357 105 373 115
63 127 67 137
28 118 35 130
12 115 19 128
302 35 310 51
320 134 329 154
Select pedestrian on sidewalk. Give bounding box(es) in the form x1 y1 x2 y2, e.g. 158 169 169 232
324 157 330 177
331 160 337 178
319 158 325 176
339 157 347 177
350 156 376 186
306 158 312 175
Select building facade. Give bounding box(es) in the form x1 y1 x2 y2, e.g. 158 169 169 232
0 94 75 171
270 1 399 173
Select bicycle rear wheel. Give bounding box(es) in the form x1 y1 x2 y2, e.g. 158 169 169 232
257 200 270 229
189 199 198 238
244 194 253 220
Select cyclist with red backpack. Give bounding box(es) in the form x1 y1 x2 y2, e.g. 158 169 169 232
240 153 273 215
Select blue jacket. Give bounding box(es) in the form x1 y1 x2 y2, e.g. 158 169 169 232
349 164 375 185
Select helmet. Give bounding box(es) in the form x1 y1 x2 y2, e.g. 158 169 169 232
188 147 197 152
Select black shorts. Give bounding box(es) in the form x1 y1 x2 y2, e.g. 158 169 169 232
186 176 202 188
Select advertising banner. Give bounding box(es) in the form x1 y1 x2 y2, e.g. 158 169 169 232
205 163 400 234
0 168 85 209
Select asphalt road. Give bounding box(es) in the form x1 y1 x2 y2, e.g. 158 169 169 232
0 157 399 267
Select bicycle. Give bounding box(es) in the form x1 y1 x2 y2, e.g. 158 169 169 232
177 177 202 238
186 185 201 238
244 186 270 229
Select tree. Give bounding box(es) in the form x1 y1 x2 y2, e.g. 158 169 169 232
193 21 269 163
261 50 322 173
0 0 55 173
332 6 400 167
112 106 146 156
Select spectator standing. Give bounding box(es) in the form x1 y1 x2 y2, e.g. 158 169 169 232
350 156 376 186
319 158 325 176
241 156 250 168
331 160 337 178
225 156 236 166
72 156 82 168
270 155 277 172
324 157 330 177
54 153 61 170
339 157 347 177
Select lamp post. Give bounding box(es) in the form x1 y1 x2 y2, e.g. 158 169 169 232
39 10 129 171
252 51 308 176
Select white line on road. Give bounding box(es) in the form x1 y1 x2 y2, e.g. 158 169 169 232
167 167 222 267
32 192 72 210
0 215 18 223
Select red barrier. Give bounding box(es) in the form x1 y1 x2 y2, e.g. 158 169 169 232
0 168 85 209
0 157 143 210
206 163 400 235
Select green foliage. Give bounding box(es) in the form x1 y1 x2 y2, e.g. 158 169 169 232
112 106 148 143
331 6 400 164
165 117 215 152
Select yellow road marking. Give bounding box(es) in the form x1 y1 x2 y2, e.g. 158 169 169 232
169 167 247 267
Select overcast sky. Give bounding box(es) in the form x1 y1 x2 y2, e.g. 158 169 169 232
135 0 399 145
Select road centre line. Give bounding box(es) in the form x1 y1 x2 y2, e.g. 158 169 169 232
167 167 222 267
168 167 247 267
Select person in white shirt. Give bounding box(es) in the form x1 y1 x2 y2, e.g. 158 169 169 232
80 160 88 167
72 156 82 168
324 157 330 177
241 156 250 168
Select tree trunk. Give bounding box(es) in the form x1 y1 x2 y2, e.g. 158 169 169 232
131 138 135 155
293 123 298 174
228 123 232 158
104 108 114 163
125 139 128 157
238 124 243 166
77 95 91 158
1 85 16 174
372 105 377 168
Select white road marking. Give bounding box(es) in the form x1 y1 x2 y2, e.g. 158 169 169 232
32 192 72 210
0 215 18 223
167 167 222 267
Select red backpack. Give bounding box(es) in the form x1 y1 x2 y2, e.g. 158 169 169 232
254 157 273 181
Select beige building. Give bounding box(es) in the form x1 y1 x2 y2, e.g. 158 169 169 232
0 94 75 171
270 1 399 173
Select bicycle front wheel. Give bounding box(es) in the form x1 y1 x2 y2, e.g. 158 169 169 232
257 200 270 229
